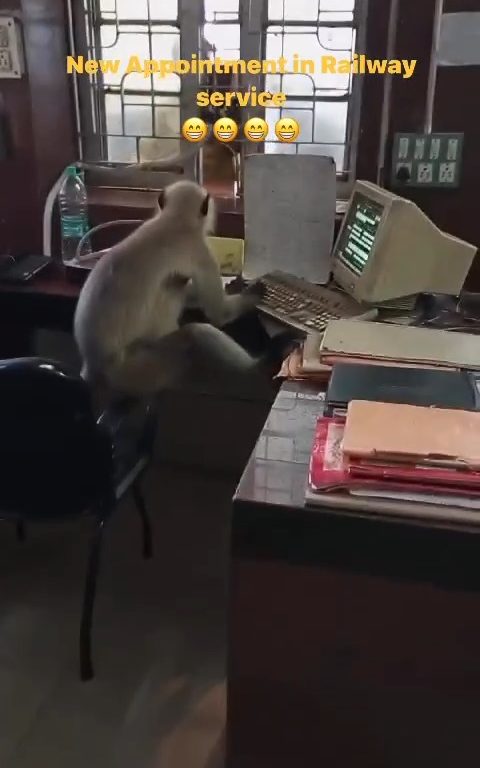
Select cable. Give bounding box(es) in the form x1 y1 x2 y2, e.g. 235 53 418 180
65 0 83 160
377 0 400 186
43 169 69 257
425 0 444 134
75 219 143 262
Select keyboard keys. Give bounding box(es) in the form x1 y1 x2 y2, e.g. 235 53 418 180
258 273 365 333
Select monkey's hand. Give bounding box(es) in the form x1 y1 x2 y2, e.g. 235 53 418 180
220 280 266 323
225 276 247 295
242 280 267 306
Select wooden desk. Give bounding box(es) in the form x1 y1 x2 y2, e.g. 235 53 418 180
0 193 247 356
0 197 345 357
229 381 480 768
0 262 79 356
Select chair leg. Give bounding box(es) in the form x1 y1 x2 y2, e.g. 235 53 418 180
132 481 153 560
16 521 26 542
80 517 105 682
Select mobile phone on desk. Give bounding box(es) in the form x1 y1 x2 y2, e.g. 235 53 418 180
0 254 51 284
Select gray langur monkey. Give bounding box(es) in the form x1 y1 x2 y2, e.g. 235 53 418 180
127 134 214 172
74 180 267 400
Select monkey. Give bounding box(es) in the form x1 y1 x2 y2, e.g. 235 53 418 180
127 134 214 172
74 180 268 401
78 98 240 174
125 94 243 172
77 138 212 175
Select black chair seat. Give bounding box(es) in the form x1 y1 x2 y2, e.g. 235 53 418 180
0 358 156 679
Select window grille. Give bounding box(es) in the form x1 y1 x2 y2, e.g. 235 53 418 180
72 0 366 179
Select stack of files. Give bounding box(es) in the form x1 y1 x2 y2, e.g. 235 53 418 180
306 400 480 526
314 319 480 371
277 338 332 383
325 363 480 417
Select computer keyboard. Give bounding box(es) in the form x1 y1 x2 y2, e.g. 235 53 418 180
258 271 375 334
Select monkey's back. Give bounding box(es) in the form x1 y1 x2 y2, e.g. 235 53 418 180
74 215 198 382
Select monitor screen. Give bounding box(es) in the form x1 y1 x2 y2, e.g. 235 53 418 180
335 193 384 276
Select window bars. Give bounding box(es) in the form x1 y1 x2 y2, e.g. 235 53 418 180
72 0 365 180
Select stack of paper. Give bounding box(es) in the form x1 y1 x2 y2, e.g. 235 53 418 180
277 345 331 383
317 320 480 371
277 333 333 383
278 314 480 383
306 401 480 525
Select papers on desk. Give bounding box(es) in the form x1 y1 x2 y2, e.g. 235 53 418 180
349 489 480 511
343 400 480 468
277 344 331 383
278 317 480 523
321 320 480 370
306 402 480 526
278 317 480 385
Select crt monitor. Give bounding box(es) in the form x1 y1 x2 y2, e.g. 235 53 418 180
332 181 478 305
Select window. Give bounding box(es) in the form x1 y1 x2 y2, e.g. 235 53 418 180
265 0 361 171
75 0 184 164
72 0 365 179
205 0 240 60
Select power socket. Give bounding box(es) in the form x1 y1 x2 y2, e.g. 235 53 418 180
439 162 456 184
392 132 463 188
0 50 11 72
0 25 8 47
0 16 23 79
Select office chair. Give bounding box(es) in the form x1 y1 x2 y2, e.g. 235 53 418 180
0 358 156 681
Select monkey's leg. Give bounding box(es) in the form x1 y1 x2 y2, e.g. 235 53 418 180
104 324 272 399
104 331 193 398
180 323 272 398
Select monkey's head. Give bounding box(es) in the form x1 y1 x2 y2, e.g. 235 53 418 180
158 180 216 235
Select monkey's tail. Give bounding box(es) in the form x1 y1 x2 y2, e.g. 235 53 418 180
77 135 215 175
77 145 200 174
128 133 215 171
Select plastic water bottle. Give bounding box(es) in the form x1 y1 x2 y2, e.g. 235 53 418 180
59 165 91 263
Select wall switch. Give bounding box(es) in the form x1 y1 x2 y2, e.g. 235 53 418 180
392 132 463 188
0 49 11 72
0 16 24 79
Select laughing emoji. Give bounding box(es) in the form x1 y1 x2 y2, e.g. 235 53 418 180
213 118 239 143
275 118 300 143
244 118 269 143
182 118 209 143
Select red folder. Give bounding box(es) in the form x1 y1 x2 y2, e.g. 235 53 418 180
309 417 349 491
309 418 480 498
349 460 480 491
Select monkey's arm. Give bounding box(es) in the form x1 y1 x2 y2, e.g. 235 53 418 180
191 254 263 327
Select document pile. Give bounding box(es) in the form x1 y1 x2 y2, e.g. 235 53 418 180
306 400 480 525
317 320 480 371
278 318 480 384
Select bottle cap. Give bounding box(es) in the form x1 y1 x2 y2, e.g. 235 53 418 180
66 165 78 177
